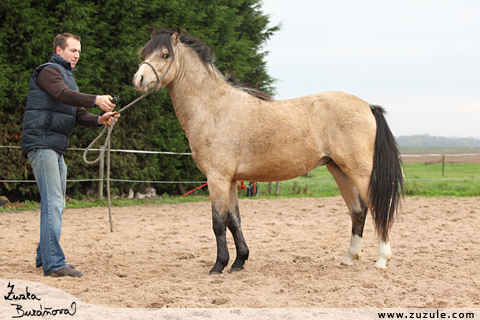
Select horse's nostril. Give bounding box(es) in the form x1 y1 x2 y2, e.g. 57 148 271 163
134 75 144 88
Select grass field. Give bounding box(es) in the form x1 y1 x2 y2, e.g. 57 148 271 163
249 162 480 199
401 162 480 197
2 162 479 212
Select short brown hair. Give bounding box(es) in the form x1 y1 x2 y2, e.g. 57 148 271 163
53 33 81 54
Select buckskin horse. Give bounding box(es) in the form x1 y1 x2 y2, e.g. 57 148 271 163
132 29 404 274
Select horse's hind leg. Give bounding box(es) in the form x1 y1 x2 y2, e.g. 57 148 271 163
327 162 368 266
227 181 249 272
329 161 392 269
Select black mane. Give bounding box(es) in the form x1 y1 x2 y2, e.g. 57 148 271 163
224 74 273 101
140 28 272 101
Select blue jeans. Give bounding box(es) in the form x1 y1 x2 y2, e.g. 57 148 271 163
27 149 68 275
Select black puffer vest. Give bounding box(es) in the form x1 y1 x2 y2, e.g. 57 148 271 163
21 54 78 158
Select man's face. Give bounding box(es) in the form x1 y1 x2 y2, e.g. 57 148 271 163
56 37 81 69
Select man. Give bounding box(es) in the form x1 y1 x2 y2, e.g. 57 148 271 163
21 33 121 278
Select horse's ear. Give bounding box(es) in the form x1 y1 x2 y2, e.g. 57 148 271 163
171 29 181 46
149 27 156 39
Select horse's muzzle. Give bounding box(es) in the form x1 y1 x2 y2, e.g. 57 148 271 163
132 73 148 92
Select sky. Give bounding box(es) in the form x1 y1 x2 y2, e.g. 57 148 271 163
259 0 480 138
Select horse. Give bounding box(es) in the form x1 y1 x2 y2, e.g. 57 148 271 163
132 29 404 275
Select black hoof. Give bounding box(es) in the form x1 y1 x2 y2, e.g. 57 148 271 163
209 270 223 275
229 267 244 273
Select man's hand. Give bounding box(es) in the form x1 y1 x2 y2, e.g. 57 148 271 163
98 112 121 126
95 95 116 112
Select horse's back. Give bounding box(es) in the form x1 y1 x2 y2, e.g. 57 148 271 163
268 91 376 147
232 91 376 182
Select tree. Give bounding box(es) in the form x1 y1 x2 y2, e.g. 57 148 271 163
0 0 280 201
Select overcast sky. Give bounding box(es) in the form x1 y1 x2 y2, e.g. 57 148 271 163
259 0 479 138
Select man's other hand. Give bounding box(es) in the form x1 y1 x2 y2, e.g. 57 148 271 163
96 95 116 112
98 111 120 126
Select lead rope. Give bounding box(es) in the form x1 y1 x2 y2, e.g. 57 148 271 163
83 57 174 232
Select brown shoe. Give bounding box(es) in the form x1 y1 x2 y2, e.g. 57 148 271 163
49 266 83 278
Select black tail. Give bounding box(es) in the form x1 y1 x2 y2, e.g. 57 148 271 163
368 105 404 242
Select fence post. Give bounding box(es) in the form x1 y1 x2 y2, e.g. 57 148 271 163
442 154 445 177
268 182 273 194
275 181 280 196
99 153 104 199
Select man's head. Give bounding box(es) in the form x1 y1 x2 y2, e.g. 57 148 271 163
53 33 81 69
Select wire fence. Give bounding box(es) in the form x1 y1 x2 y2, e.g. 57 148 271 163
0 145 206 185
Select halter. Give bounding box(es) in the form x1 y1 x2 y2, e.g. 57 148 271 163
138 51 176 92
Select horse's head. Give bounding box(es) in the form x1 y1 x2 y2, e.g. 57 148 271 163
133 29 180 92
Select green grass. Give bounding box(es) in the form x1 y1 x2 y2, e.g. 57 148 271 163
246 163 480 199
246 162 480 199
2 163 479 212
402 162 480 197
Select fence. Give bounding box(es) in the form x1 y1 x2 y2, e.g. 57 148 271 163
0 146 206 199
2 145 480 198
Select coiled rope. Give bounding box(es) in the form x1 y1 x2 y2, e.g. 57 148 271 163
83 58 174 232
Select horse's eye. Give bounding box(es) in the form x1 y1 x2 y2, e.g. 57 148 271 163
162 54 169 59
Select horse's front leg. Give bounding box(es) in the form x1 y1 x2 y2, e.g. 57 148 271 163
208 179 232 274
227 181 249 272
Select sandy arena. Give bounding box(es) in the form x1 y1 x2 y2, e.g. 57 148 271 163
1 196 479 309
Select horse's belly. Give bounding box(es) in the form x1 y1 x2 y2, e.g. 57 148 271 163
233 153 329 182
234 171 307 183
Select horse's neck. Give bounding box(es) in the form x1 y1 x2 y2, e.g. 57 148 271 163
167 49 232 132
